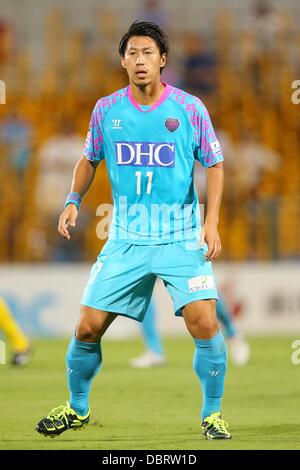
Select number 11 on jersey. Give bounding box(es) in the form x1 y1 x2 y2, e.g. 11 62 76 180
135 171 153 195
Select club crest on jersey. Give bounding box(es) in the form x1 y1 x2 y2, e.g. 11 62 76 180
165 117 180 132
115 142 175 167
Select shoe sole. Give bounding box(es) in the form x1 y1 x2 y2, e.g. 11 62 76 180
205 434 232 440
35 422 88 438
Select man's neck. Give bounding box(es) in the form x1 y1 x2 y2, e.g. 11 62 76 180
129 80 165 106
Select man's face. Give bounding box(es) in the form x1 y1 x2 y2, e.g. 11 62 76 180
121 36 166 86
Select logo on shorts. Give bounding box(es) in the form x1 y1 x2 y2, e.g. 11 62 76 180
188 275 216 293
115 142 175 167
165 117 180 132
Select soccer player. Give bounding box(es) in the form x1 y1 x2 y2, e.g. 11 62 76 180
35 21 231 440
0 297 31 366
129 299 166 368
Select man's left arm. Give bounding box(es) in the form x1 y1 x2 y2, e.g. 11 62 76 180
201 161 224 261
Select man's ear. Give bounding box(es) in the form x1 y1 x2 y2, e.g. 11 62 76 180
160 53 167 69
121 57 126 69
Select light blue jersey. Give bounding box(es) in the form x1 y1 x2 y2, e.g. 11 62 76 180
83 83 223 244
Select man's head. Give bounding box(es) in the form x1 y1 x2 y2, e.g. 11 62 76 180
119 21 169 86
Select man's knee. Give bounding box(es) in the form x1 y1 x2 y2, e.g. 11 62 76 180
75 316 99 342
194 315 219 338
184 300 219 339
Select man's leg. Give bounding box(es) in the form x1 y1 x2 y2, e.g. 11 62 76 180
36 305 117 437
0 298 31 365
129 300 166 368
217 296 250 366
66 305 117 416
216 296 237 339
141 301 164 355
183 299 230 439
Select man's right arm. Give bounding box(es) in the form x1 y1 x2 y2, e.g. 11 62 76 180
58 156 99 239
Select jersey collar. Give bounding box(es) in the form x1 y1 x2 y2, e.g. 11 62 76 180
128 83 172 112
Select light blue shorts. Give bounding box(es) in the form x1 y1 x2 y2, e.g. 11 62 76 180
81 239 218 322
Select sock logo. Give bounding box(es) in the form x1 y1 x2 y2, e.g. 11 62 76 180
67 368 73 374
209 370 220 377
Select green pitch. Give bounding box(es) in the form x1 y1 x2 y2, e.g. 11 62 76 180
1 336 300 450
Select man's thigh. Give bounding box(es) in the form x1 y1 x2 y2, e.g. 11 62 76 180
154 240 219 317
81 240 156 322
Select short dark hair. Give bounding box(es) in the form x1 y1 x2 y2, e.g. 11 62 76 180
119 21 169 61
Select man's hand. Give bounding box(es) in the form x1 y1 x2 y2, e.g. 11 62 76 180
58 204 78 240
200 220 222 261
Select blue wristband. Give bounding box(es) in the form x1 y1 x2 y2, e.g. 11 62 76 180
65 192 82 210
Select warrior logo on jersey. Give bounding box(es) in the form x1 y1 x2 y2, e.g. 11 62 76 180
115 142 175 167
165 117 180 132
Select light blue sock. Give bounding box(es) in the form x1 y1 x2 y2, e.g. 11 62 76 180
141 301 164 356
216 296 237 339
66 336 102 416
193 330 227 420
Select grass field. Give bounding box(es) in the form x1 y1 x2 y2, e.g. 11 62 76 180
1 336 300 450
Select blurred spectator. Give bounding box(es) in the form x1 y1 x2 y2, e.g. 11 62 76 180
0 19 14 63
181 33 217 99
234 130 280 198
37 120 83 218
0 110 32 179
195 128 279 201
137 0 169 29
245 1 288 52
36 119 87 261
238 1 291 92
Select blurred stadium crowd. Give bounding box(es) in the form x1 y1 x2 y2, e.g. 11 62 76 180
0 0 299 262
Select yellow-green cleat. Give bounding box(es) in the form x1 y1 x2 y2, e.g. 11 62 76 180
35 401 90 438
202 412 232 440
